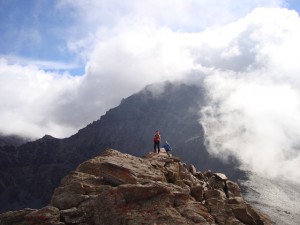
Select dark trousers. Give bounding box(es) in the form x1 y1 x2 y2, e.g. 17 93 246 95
154 141 160 153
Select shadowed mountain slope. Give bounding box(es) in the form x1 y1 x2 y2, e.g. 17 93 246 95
0 82 241 213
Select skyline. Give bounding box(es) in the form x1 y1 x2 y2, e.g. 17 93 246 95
1 0 300 183
2 0 300 138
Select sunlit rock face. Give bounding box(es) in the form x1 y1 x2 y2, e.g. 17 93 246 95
0 149 272 225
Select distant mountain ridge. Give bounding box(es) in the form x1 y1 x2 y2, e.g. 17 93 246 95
0 134 30 147
0 82 241 213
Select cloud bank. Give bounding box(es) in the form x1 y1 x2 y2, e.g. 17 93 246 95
200 8 300 183
0 60 81 138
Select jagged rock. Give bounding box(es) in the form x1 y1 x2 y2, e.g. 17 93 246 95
213 173 228 181
188 164 197 175
0 206 63 225
190 185 205 202
227 181 242 198
0 149 273 225
24 206 63 225
0 208 35 225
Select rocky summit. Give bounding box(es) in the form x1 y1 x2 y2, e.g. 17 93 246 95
0 149 272 225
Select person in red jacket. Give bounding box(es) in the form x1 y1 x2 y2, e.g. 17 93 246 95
153 130 161 153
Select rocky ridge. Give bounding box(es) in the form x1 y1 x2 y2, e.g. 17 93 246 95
0 149 272 225
2 83 243 213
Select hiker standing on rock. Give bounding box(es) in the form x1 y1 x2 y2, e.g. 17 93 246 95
153 130 161 153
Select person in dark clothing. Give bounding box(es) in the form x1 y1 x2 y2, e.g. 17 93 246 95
163 141 172 157
153 130 161 153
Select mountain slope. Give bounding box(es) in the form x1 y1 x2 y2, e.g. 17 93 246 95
0 134 30 147
0 82 241 213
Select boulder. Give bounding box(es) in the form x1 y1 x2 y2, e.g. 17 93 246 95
190 185 205 202
0 149 273 225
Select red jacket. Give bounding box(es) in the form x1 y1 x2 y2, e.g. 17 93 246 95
153 133 161 142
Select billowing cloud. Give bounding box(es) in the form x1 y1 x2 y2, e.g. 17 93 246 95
0 59 81 138
200 8 300 184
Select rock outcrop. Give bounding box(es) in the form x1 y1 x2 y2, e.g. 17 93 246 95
1 83 245 213
0 149 272 225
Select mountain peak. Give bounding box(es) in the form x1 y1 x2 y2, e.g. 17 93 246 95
0 149 272 225
41 134 56 140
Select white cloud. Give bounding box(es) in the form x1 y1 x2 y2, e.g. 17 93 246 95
0 26 197 139
58 0 284 31
0 59 81 138
59 0 285 59
200 8 300 183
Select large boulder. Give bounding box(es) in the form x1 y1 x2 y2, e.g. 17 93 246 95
0 149 273 225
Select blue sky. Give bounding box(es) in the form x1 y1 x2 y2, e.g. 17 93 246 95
0 0 83 74
1 0 299 76
288 0 300 12
1 0 300 182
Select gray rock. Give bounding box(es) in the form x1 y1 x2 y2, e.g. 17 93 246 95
0 149 273 225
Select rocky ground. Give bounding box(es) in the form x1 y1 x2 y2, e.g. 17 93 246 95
0 149 273 225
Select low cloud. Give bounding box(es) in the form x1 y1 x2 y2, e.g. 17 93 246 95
0 59 81 138
200 8 300 184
